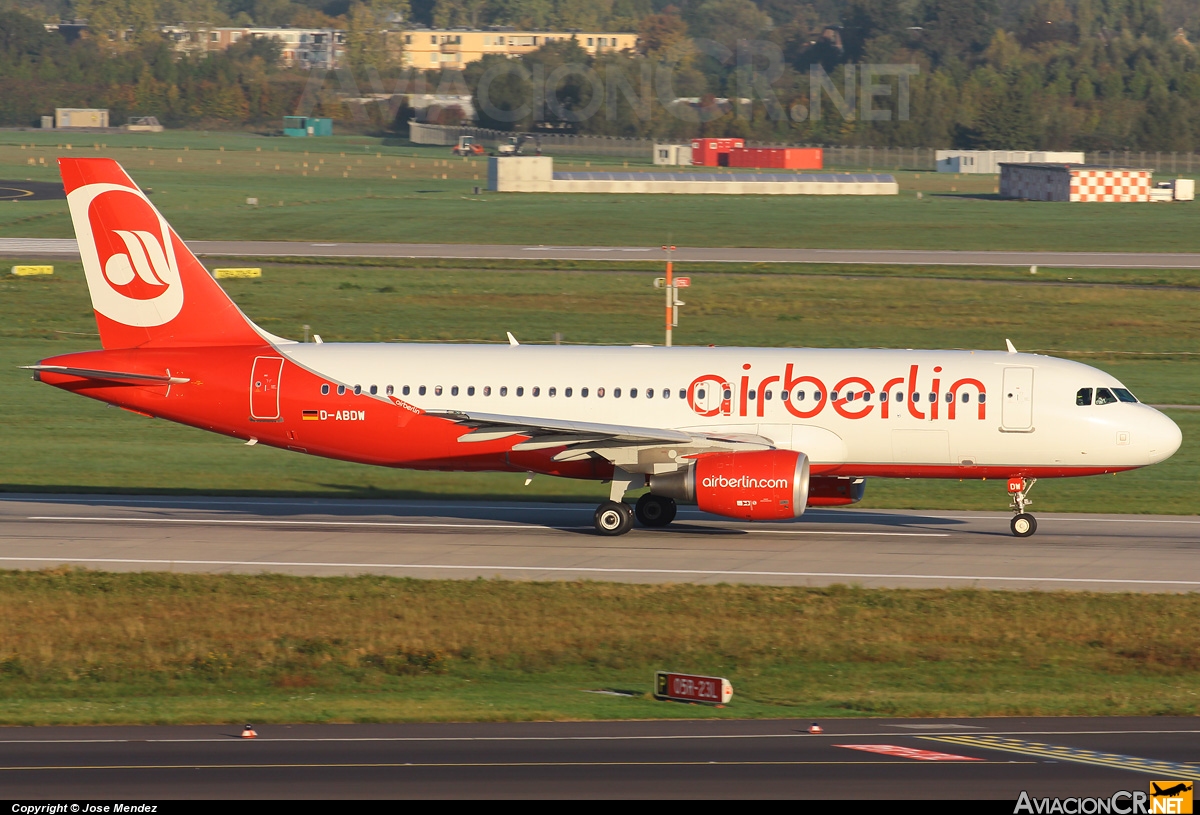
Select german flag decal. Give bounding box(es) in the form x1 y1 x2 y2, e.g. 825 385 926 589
302 410 320 421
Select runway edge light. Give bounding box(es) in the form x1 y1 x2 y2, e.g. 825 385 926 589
241 724 258 739
653 671 733 705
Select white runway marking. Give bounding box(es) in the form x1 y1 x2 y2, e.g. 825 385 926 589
26 516 950 537
3 554 1199 586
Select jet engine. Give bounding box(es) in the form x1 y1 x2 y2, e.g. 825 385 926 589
648 449 810 521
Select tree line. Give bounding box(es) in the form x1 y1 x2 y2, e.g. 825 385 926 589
1 0 1199 150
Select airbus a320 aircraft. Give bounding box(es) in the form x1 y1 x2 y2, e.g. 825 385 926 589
29 159 1183 537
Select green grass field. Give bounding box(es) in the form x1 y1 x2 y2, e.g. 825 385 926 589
2 259 1196 513
2 131 1199 251
2 570 1199 725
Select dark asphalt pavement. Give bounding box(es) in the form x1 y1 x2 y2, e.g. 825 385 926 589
1 718 1196 798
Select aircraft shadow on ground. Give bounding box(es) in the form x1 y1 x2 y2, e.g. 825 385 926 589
2 486 969 532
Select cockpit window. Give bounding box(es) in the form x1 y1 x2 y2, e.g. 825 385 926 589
1095 387 1117 405
1113 388 1138 403
1076 388 1093 406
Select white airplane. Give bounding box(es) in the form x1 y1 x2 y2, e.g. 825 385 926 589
29 159 1183 537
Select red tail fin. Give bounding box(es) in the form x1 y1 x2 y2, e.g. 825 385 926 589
60 158 265 349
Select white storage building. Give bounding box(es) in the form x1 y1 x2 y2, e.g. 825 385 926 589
54 108 109 128
653 144 693 166
936 150 1085 174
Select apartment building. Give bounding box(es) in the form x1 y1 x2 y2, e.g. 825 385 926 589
400 29 638 68
162 26 345 69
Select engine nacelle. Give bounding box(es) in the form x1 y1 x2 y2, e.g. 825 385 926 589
807 476 866 507
649 450 810 521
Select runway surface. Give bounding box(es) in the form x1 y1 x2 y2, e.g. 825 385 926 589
4 495 1199 591
1 717 1196 798
4 237 1200 268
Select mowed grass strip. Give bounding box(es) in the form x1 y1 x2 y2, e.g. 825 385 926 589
2 133 1200 251
0 570 1198 725
2 262 1197 512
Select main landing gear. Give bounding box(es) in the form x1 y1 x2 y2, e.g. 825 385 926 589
1007 476 1038 537
592 467 677 536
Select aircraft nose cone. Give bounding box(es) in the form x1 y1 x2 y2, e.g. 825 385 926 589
1145 408 1183 464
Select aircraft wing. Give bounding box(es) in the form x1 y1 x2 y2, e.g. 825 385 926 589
426 409 773 467
426 409 694 445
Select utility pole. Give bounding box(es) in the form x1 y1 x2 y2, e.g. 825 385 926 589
663 244 675 347
654 245 689 347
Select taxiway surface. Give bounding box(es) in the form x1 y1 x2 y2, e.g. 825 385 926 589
3 495 1198 592
1 717 1196 798
4 238 1200 268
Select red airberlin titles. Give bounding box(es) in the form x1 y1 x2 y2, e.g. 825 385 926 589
27 158 1183 537
686 364 985 420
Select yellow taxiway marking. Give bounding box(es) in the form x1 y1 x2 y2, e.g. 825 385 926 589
925 736 1197 778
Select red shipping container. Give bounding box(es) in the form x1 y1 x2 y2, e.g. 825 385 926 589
728 147 823 170
690 137 745 167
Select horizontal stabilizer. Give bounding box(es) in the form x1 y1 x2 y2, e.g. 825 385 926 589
23 364 189 385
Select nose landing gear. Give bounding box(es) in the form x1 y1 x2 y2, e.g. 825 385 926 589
1008 476 1038 537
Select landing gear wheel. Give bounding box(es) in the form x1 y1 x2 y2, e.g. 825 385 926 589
1011 513 1037 537
594 501 635 536
635 494 677 527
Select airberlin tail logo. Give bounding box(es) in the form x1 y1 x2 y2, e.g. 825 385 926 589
67 182 183 327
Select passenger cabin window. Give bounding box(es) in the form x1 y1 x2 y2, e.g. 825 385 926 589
532 387 539 397
386 385 394 396
613 388 621 398
644 388 651 399
451 386 459 396
1076 388 1093 406
467 386 475 396
402 385 410 396
581 388 589 397
483 386 491 396
434 385 442 396
549 387 556 397
516 387 524 396
369 385 378 395
337 385 346 395
353 385 362 395
697 389 705 400
597 388 606 398
321 384 330 395
1095 388 1117 405
565 387 573 397
630 388 638 398
500 386 508 396
678 389 686 399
